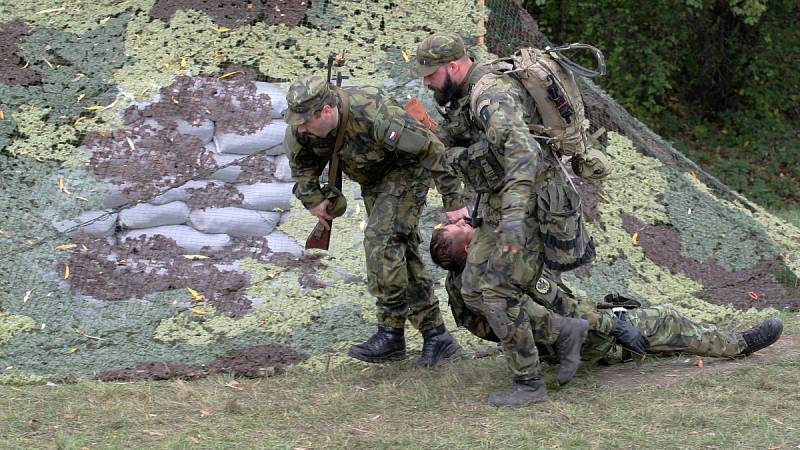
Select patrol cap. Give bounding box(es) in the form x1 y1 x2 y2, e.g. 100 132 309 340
413 32 467 77
284 75 334 126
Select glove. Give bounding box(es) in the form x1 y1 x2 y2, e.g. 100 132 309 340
495 218 526 254
610 317 649 355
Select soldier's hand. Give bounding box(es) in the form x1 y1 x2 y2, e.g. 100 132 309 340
610 317 650 355
309 199 333 230
445 206 469 224
495 219 525 254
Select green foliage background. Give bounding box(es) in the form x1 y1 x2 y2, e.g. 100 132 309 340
526 0 800 210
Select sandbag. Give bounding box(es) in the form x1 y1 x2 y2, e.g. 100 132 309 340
253 82 288 119
101 182 132 208
272 153 293 182
53 210 117 238
120 225 232 252
210 153 243 183
215 120 287 155
150 180 224 205
188 207 281 237
118 201 190 229
237 182 294 211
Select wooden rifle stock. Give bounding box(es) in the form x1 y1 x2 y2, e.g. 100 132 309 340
305 57 347 250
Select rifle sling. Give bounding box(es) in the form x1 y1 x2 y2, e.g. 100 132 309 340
328 89 350 189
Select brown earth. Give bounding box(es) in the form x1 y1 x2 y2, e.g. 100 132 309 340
64 234 327 318
0 20 42 86
96 344 308 381
622 213 798 312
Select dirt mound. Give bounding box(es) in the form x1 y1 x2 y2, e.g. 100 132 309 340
96 344 308 381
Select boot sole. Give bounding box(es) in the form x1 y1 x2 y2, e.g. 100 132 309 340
417 342 461 368
347 348 407 363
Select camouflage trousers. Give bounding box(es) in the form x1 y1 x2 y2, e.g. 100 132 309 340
513 301 745 361
461 215 548 381
361 171 442 332
619 306 744 357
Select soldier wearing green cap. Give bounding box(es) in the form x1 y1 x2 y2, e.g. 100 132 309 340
283 74 470 368
413 32 595 407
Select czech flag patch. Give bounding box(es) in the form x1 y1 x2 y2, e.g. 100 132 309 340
388 131 398 142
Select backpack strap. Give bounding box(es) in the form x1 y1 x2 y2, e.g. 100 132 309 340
544 43 606 78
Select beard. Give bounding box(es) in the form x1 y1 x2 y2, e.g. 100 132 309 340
431 71 460 106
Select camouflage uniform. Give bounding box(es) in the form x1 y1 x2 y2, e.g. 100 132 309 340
417 33 566 381
445 267 747 360
284 76 463 332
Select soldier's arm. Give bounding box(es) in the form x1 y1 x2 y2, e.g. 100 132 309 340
472 82 542 222
284 125 327 210
374 101 464 211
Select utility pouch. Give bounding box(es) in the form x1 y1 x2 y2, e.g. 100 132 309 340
536 182 595 271
450 138 506 193
384 116 429 155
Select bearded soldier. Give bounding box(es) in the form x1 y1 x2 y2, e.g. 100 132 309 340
284 75 469 367
414 32 635 407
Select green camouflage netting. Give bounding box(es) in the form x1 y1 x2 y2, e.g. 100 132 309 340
0 0 797 383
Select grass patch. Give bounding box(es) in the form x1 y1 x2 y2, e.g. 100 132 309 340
1 313 798 450
773 205 800 228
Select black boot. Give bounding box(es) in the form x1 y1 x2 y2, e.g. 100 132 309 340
348 326 406 363
737 317 783 355
554 317 589 385
416 325 460 368
488 379 548 407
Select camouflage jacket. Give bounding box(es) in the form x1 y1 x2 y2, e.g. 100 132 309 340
439 61 546 223
285 85 463 211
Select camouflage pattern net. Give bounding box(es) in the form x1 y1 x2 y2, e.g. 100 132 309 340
0 0 798 384
149 0 309 28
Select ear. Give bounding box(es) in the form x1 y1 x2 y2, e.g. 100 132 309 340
447 60 459 74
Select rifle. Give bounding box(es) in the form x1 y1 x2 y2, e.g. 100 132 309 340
305 53 346 250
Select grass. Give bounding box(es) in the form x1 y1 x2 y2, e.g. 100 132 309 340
1 313 799 450
774 204 800 228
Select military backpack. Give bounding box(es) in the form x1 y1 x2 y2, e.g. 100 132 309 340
471 43 610 181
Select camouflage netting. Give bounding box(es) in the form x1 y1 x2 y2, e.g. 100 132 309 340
0 0 798 383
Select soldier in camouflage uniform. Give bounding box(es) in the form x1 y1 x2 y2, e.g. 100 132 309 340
430 220 784 364
413 32 594 406
284 75 469 367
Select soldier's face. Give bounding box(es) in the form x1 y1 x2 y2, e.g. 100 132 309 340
442 219 474 260
298 105 339 138
424 65 459 106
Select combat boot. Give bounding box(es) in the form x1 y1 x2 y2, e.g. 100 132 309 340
554 317 589 385
737 317 783 355
348 326 406 363
488 379 548 407
416 324 461 368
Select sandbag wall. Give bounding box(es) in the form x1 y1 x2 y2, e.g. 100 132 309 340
54 79 304 256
